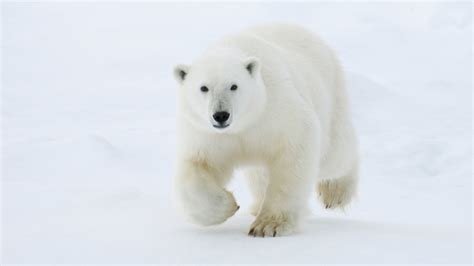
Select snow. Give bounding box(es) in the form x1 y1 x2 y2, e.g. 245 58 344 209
2 2 472 264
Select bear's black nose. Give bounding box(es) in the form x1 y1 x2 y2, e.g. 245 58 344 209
213 111 230 124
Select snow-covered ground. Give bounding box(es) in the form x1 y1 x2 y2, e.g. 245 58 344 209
2 2 472 264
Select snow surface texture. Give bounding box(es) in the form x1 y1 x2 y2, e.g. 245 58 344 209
2 2 472 264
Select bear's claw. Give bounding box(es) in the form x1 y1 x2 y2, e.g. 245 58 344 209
248 212 296 237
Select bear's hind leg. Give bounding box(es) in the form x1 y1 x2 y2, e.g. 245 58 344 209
318 165 358 209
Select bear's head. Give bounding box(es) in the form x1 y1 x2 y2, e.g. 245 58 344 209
174 52 267 133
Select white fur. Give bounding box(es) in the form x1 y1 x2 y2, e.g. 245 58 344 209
173 24 359 237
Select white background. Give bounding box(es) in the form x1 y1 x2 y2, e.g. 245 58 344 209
2 2 472 264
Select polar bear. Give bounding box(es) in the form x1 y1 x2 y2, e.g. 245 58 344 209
173 24 358 237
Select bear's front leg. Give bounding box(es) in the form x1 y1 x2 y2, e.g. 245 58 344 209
175 160 239 226
249 153 317 237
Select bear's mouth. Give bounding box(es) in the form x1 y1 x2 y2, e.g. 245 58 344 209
212 124 229 129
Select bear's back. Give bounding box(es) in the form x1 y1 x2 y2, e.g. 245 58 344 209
245 24 339 85
245 24 328 56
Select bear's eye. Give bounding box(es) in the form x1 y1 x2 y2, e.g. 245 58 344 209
230 84 238 91
200 86 209 92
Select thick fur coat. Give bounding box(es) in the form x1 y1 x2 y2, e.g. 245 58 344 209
173 24 359 237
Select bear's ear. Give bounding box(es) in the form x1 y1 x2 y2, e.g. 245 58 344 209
173 64 190 84
244 57 260 77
